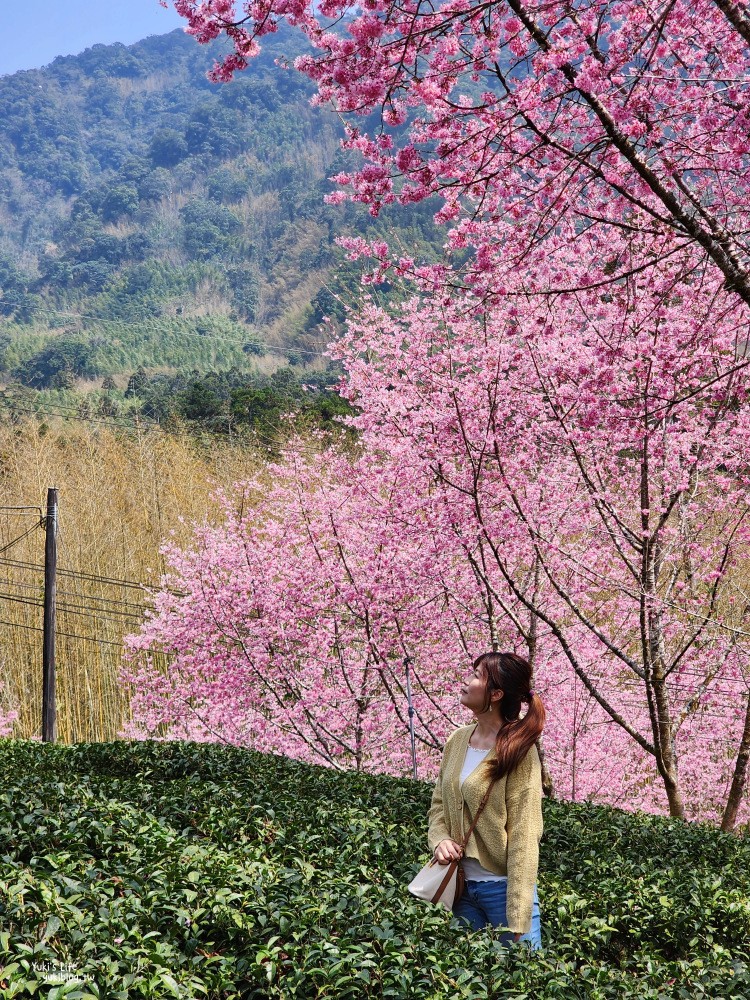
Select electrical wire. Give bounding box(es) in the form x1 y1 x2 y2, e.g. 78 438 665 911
0 401 156 432
566 698 743 722
0 394 158 424
0 521 42 555
60 566 155 591
0 592 42 611
0 578 151 612
0 593 142 630
0 585 740 697
56 603 142 624
0 556 154 591
55 589 151 612
0 618 124 648
37 509 148 622
0 578 42 594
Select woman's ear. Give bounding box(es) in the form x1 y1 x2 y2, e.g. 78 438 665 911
491 688 503 704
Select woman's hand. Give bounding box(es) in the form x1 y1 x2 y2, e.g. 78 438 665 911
433 839 463 864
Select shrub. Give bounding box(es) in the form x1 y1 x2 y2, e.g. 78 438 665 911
12 338 99 388
0 739 746 998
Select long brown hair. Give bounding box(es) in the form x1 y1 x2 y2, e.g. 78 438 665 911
474 651 546 782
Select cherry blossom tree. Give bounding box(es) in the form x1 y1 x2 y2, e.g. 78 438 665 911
0 699 18 739
141 0 750 827
124 241 750 823
173 0 750 304
328 242 750 826
122 445 517 777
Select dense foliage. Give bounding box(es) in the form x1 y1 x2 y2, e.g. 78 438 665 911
0 29 327 329
0 27 442 389
0 363 355 454
129 365 356 444
0 739 747 998
1 314 263 390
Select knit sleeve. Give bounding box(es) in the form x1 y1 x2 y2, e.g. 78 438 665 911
503 746 543 935
427 746 452 854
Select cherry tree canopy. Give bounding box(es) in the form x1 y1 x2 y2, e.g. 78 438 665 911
174 0 750 303
125 246 750 824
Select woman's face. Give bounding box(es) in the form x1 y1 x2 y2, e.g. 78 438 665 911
460 662 499 715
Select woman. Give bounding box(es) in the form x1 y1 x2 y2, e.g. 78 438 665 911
428 651 545 947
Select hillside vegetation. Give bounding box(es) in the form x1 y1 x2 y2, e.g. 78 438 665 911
0 28 441 403
0 739 747 998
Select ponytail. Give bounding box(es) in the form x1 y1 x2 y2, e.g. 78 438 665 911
472 651 546 782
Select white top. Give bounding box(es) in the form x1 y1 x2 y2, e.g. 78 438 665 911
459 746 507 882
459 745 492 784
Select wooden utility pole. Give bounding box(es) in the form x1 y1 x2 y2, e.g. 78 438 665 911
42 487 58 743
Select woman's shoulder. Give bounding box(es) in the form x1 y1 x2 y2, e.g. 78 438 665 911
519 741 542 769
506 741 542 789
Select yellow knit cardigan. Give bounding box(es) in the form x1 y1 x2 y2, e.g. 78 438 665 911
427 723 543 934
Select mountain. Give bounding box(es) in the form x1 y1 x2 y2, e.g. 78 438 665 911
0 27 441 397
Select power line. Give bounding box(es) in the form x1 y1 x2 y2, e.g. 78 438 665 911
0 400 157 432
0 394 157 423
56 602 142 624
56 589 151 612
61 566 155 592
0 580 152 618
0 521 42 555
0 556 153 591
0 590 142 628
0 618 41 633
0 577 150 612
0 578 42 593
0 618 124 648
0 555 184 602
568 699 745 722
0 592 41 611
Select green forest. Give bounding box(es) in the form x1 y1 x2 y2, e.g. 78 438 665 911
0 27 440 438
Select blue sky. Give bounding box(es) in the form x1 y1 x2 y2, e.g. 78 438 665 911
0 1 185 76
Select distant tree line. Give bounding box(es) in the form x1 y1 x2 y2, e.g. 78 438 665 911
125 365 356 448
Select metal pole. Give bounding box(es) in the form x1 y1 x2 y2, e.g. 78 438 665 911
42 487 58 743
404 656 417 779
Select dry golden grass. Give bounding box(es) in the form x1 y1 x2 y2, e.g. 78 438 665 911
0 419 260 743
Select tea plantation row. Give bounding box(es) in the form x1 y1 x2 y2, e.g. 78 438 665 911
0 739 747 998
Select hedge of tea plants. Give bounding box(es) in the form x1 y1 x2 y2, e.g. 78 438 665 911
0 739 747 999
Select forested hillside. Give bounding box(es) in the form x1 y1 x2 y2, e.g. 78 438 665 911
0 27 440 424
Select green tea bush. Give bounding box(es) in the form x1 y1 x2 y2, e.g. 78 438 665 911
0 739 747 999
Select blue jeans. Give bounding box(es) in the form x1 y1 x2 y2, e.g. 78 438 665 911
451 879 542 949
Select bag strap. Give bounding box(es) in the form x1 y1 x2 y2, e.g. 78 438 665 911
430 857 460 904
458 776 499 853
428 777 499 903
